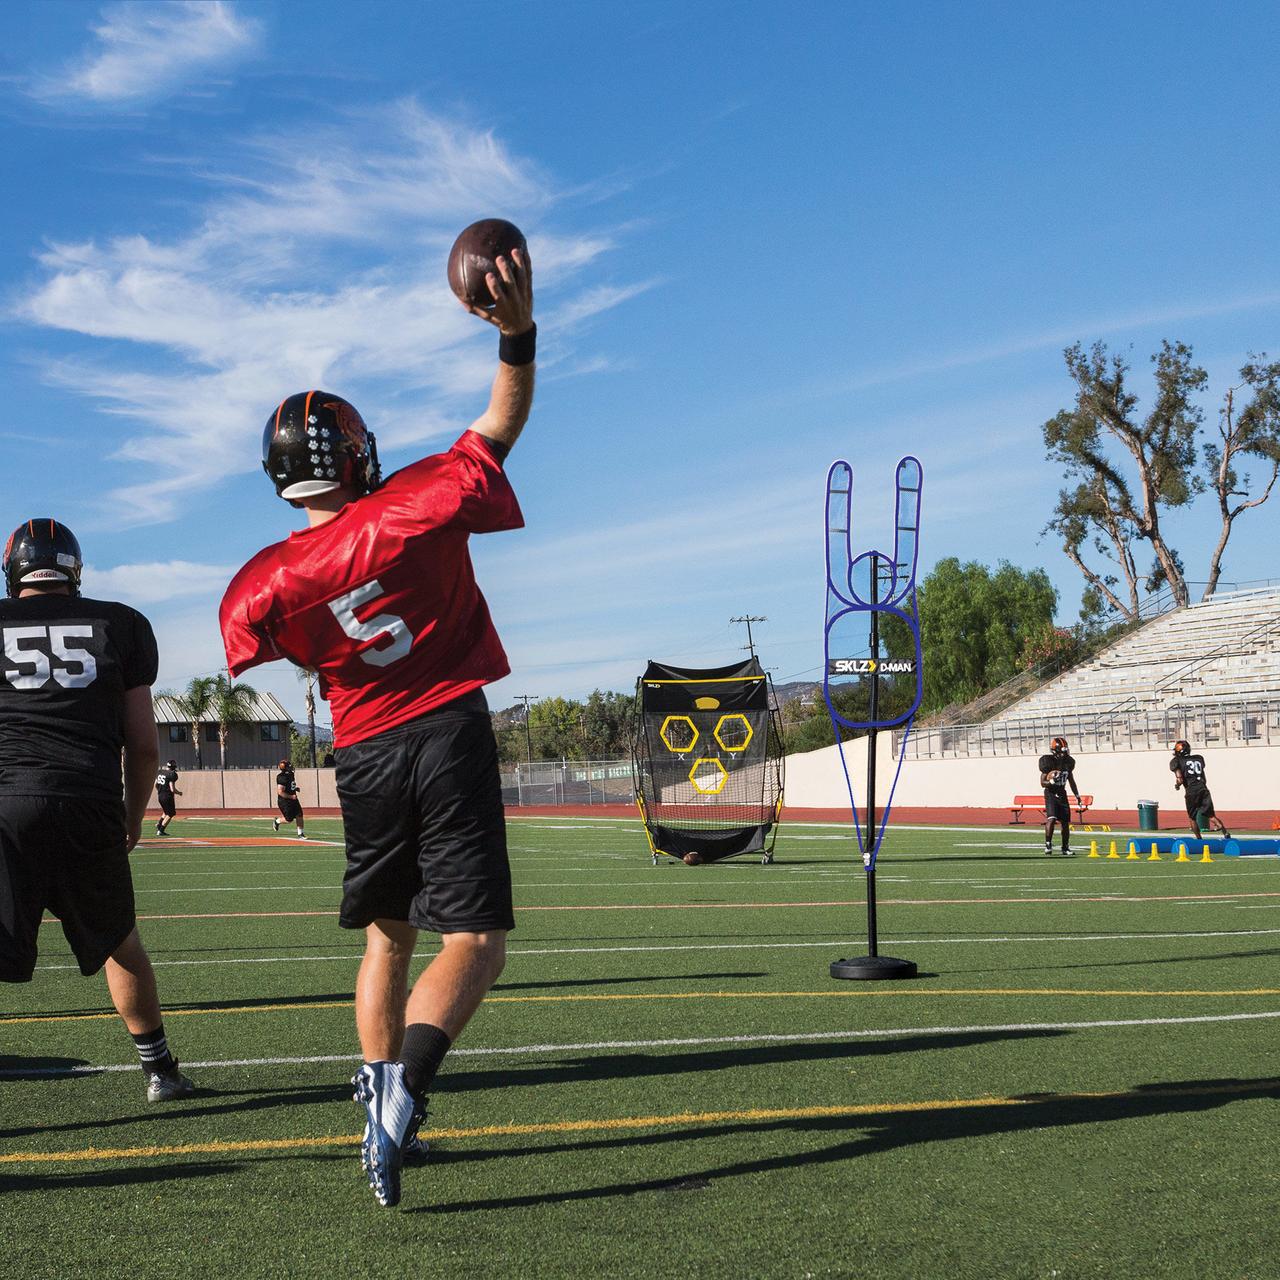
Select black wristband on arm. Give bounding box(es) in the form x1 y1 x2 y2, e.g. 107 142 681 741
499 323 536 366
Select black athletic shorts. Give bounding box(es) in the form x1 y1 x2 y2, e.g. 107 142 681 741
1043 789 1071 823
1185 788 1215 821
157 792 176 817
334 690 513 934
277 796 302 822
0 795 134 982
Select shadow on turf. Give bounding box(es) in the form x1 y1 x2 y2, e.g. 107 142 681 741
436 1028 1062 1097
0 1081 350 1142
411 1075 1280 1214
0 1161 233 1195
952 945 1280 977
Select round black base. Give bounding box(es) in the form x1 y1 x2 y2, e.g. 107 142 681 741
830 954 918 981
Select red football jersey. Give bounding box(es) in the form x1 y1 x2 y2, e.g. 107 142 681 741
220 430 523 747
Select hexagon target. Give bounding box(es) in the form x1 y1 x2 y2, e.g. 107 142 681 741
688 757 728 795
659 715 698 754
714 713 753 753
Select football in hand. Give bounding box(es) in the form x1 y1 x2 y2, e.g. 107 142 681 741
447 218 527 308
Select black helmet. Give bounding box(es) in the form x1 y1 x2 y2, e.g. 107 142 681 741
1173 740 1191 756
3 518 83 598
1050 736 1069 754
262 391 381 504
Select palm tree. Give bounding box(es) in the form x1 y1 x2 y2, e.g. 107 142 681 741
210 673 260 772
162 675 218 769
295 665 318 767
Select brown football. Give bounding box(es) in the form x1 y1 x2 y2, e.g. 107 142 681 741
447 218 527 308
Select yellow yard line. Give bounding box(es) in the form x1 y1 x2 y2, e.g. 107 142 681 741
4 1078 1278 1166
7 987 1280 1026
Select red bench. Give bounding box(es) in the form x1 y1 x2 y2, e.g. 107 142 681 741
1010 794 1092 824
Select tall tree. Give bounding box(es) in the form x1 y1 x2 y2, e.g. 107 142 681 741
295 665 319 767
162 675 218 769
916 558 1058 712
1204 356 1280 596
1043 341 1205 618
209 673 259 771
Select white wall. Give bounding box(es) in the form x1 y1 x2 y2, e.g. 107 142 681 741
785 737 1280 810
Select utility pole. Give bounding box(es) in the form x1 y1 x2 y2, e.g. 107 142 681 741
729 614 767 659
514 694 539 764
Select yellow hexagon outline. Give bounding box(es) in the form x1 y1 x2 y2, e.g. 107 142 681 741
714 713 753 754
688 756 728 795
659 714 699 754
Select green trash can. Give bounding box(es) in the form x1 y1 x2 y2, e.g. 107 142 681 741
1137 800 1159 832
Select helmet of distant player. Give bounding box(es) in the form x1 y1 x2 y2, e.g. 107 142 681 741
279 758 292 771
262 391 382 505
3 518 83 598
166 759 177 769
1050 736 1069 755
1172 740 1191 757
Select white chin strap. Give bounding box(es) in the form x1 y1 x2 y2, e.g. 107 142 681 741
281 479 341 500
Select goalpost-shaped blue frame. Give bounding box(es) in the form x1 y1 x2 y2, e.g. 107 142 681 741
822 455 924 867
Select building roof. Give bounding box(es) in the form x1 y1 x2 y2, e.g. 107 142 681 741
153 691 292 724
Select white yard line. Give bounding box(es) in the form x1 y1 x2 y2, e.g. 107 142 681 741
6 1009 1280 1078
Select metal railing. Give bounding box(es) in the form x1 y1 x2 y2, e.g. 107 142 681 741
500 758 634 806
899 699 1280 759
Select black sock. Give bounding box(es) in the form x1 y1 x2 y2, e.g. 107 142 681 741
400 1023 452 1100
132 1024 177 1076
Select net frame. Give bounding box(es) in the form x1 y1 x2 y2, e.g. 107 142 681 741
631 657 786 865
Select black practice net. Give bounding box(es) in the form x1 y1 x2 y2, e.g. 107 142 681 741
631 658 785 864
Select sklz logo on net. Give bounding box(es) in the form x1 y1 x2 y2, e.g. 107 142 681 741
827 658 916 676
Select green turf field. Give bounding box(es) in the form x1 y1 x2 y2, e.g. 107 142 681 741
4 815 1279 1279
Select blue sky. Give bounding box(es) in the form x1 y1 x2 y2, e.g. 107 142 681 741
2 1 1278 726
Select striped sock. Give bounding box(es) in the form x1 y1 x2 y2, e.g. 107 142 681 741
132 1024 176 1076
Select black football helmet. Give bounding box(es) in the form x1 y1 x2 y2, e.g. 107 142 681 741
3 518 83 598
1050 736 1069 755
262 391 381 504
1173 740 1191 757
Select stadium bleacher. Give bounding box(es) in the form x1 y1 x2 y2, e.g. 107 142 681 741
904 585 1280 758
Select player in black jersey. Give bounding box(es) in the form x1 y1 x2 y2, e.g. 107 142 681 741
154 759 181 836
1038 736 1081 857
273 758 306 838
0 518 194 1102
1170 741 1231 841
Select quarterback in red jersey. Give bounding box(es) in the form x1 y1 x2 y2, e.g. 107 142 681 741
220 246 534 1207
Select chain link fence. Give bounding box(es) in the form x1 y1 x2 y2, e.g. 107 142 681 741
499 758 634 806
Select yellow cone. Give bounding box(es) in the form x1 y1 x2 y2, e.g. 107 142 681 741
1147 841 1161 861
1200 844 1214 863
1107 839 1120 860
1088 839 1100 858
1175 843 1190 863
1126 841 1140 860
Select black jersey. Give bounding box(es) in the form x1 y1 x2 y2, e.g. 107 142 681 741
276 769 299 797
1171 753 1209 795
155 768 178 798
1038 753 1076 795
0 594 158 800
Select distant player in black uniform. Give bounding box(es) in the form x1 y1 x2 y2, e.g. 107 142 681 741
0 519 194 1101
1170 740 1230 841
273 758 305 838
1038 735 1081 857
154 759 180 836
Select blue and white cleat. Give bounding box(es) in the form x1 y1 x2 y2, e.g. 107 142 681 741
351 1061 416 1207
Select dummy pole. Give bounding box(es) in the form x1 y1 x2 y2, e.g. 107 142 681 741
831 551 917 981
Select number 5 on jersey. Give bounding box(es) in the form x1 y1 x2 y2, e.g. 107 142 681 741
328 580 412 667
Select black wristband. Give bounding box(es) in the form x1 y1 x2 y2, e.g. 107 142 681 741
499 323 536 366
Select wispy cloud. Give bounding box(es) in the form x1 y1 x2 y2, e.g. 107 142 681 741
85 559 235 605
33 1 260 105
16 99 637 525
